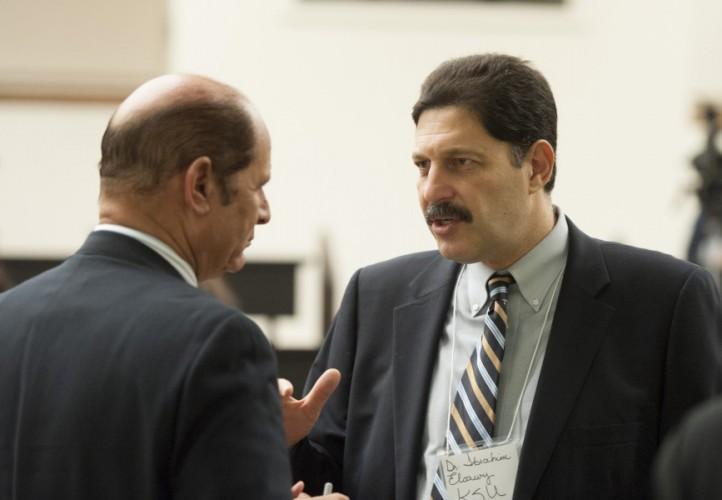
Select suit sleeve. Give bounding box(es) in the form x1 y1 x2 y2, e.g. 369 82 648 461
170 314 291 500
660 266 722 438
290 270 361 495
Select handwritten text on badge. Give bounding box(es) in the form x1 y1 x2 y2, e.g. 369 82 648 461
441 442 519 500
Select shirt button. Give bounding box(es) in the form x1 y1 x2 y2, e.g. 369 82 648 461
532 299 540 306
471 304 480 313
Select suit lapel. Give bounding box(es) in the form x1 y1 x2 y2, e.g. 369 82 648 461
514 219 615 500
392 256 459 500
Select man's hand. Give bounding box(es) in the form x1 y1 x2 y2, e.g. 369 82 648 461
279 368 341 446
291 481 349 500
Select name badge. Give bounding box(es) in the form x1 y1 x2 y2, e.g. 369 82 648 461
440 441 519 499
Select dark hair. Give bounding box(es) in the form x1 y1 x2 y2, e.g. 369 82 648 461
412 54 558 191
99 96 255 203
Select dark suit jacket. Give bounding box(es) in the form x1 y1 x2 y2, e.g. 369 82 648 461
292 219 722 499
653 397 722 500
0 231 291 499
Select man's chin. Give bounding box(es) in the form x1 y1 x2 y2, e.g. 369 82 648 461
436 242 477 265
224 253 247 274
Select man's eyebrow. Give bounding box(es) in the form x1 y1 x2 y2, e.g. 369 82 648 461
412 147 487 160
443 147 487 158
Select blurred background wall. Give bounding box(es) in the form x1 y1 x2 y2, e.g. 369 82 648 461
1 0 721 348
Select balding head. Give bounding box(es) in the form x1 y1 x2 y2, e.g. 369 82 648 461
111 74 241 127
99 74 259 203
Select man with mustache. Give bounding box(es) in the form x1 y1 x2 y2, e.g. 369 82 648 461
0 74 346 500
284 54 722 499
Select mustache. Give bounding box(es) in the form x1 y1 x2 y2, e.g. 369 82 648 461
425 202 473 224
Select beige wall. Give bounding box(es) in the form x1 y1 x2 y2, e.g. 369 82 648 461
0 0 165 98
0 0 720 345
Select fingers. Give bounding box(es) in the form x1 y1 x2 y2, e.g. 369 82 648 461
278 378 294 398
304 369 341 414
291 481 305 497
283 369 341 446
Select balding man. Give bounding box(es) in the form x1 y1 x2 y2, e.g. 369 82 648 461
0 75 345 500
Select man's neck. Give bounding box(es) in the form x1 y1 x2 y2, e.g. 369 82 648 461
98 196 198 276
484 202 556 270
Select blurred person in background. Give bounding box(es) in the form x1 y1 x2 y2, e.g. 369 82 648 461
653 397 722 500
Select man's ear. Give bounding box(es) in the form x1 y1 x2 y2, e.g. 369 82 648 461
527 140 555 193
184 156 215 214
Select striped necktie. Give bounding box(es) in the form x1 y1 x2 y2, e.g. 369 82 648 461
431 271 515 499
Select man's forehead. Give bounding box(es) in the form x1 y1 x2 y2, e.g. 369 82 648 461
415 113 483 150
416 105 481 129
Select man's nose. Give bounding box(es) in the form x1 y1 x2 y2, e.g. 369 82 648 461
257 192 270 225
422 165 454 204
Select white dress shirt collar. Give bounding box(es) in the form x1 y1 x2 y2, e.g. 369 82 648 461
94 223 198 287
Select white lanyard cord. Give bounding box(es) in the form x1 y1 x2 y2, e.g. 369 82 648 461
445 264 467 451
500 267 564 444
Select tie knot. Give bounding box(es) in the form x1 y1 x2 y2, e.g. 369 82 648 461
486 272 515 300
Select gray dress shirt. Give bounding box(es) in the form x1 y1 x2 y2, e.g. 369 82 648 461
417 210 569 499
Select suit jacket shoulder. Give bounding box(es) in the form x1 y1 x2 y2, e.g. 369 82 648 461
515 220 722 500
0 231 291 499
597 236 706 283
354 250 458 299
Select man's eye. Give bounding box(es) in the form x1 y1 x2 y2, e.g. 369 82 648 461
449 158 474 168
414 160 430 171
